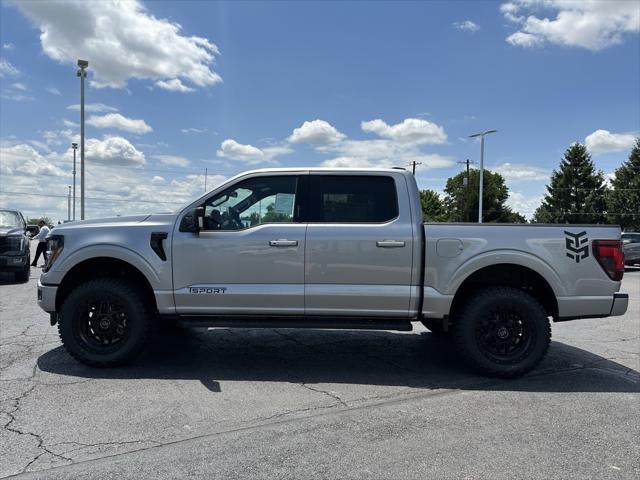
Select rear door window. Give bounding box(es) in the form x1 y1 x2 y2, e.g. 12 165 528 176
308 175 398 223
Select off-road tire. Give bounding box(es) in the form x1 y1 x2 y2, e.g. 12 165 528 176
58 278 150 367
452 287 551 378
15 264 29 283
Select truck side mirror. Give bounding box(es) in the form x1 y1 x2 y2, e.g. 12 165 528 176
26 225 39 235
179 207 204 233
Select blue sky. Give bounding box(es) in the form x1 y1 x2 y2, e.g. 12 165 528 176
1 0 639 221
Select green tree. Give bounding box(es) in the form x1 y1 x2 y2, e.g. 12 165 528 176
26 216 54 226
261 202 291 223
533 143 607 224
443 169 526 223
420 189 449 222
608 138 640 231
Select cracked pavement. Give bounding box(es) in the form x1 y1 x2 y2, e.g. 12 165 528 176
0 266 638 479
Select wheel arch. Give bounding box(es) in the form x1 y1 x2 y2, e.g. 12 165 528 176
55 257 157 315
449 263 559 321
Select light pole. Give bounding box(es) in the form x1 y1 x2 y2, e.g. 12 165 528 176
71 142 77 220
469 129 497 223
77 59 88 220
67 186 71 222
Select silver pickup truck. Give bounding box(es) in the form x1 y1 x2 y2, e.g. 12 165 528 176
37 168 628 377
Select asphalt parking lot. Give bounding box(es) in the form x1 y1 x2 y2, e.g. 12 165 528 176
1 261 638 479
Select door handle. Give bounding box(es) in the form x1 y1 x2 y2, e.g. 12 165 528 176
376 240 406 248
269 239 298 247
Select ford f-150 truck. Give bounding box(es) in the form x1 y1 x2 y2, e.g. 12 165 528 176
37 168 629 377
1 209 36 282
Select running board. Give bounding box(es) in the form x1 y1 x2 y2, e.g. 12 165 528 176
171 315 413 331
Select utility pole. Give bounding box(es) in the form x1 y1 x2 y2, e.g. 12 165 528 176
204 168 208 192
77 60 88 220
71 143 77 220
409 161 422 174
457 159 474 222
67 186 71 222
469 130 497 223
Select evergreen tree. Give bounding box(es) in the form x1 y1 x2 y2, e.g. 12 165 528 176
608 138 640 231
420 189 449 222
444 169 526 223
533 143 607 224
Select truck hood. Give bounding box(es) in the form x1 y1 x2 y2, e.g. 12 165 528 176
50 214 153 233
51 213 180 234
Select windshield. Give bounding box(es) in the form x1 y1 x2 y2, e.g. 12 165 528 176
0 211 23 229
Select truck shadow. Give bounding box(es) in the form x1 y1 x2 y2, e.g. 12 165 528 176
37 328 639 394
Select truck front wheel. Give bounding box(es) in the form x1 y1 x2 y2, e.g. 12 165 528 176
452 287 551 378
58 278 150 367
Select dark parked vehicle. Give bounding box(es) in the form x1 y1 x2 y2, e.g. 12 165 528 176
0 210 37 282
622 232 640 266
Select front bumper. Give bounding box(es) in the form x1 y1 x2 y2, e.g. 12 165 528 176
0 254 29 272
37 280 58 313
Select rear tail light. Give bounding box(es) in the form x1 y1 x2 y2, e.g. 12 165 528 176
592 239 624 281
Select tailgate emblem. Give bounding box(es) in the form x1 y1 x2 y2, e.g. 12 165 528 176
564 231 589 263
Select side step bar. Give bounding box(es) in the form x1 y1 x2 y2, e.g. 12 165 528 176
171 315 413 331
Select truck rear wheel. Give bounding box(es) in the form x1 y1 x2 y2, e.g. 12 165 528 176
452 287 551 378
58 278 150 367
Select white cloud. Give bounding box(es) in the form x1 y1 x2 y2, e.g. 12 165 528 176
27 140 52 153
0 144 68 178
506 31 542 48
361 118 447 144
63 119 78 128
10 82 27 91
84 136 146 166
0 138 228 222
502 0 640 51
46 87 61 95
285 117 452 171
0 58 19 77
66 103 117 113
288 120 346 144
43 129 79 147
87 113 153 134
506 192 542 219
2 43 14 50
585 129 637 154
181 127 207 134
1 91 33 102
153 154 190 168
218 140 263 161
155 79 195 93
217 139 293 165
317 137 454 170
320 152 453 170
492 162 550 181
453 20 480 32
320 157 377 169
14 0 222 89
